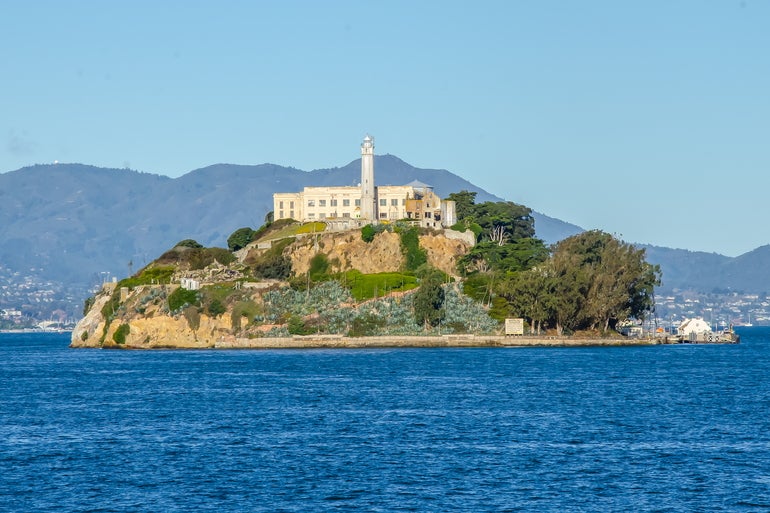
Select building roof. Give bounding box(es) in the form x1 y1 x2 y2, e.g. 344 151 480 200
405 179 433 189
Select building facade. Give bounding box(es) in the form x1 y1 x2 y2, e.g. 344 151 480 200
273 136 456 229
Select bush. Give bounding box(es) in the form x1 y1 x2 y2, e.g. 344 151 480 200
113 323 130 345
168 287 199 312
227 227 256 251
361 224 376 243
348 313 385 337
175 239 204 249
308 253 330 281
288 314 314 335
207 298 226 317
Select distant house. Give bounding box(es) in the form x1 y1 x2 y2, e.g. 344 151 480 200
273 136 456 229
678 317 712 337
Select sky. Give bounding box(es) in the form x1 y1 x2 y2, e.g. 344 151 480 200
2 0 768 256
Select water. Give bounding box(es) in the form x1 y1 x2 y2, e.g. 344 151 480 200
2 330 770 512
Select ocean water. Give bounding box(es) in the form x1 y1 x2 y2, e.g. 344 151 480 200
1 330 769 512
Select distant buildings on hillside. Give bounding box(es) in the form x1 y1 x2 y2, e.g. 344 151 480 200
272 135 456 230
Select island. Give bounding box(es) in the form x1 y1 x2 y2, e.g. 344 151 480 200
72 136 661 349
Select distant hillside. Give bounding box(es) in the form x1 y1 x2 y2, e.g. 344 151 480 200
641 244 770 294
0 157 580 299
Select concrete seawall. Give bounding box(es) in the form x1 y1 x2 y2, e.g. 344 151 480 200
212 335 662 349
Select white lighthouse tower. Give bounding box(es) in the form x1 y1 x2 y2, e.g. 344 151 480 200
360 135 376 221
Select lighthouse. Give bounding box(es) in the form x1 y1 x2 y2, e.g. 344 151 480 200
360 135 376 221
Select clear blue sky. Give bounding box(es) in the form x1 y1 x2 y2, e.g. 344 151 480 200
2 1 768 256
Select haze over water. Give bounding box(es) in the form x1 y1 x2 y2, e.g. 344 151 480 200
2 331 769 511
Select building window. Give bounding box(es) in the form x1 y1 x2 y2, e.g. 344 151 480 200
402 199 406 205
380 199 387 206
319 213 326 219
290 201 294 209
308 200 315 207
330 199 337 207
355 199 361 207
289 210 294 218
342 213 350 218
308 213 315 219
391 199 398 206
343 199 350 207
426 212 432 219
380 213 387 218
319 199 326 207
279 210 284 218
279 201 284 209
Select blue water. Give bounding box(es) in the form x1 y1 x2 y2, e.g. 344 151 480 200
2 331 770 512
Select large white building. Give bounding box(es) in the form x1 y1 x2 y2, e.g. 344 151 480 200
273 136 456 229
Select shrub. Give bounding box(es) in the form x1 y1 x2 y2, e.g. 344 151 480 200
348 313 385 337
227 227 256 251
168 287 199 312
288 314 314 335
175 239 204 249
113 323 130 345
207 298 226 317
361 224 376 243
308 253 330 281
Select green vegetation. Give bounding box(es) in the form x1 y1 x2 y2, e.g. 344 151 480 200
361 224 376 243
413 268 446 328
500 231 661 335
447 190 660 334
296 222 326 235
249 238 293 280
399 226 427 271
348 313 386 337
231 300 260 331
175 239 204 249
118 265 175 288
227 227 257 251
308 253 331 282
341 270 419 301
113 323 130 345
207 298 226 317
168 287 200 312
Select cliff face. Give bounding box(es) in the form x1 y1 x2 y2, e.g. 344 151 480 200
71 228 476 349
282 229 474 277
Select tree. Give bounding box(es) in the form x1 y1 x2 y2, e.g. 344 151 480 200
227 227 256 251
544 231 661 334
413 268 446 329
447 190 477 222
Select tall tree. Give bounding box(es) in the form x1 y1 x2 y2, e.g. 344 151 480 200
446 190 477 222
413 268 446 329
